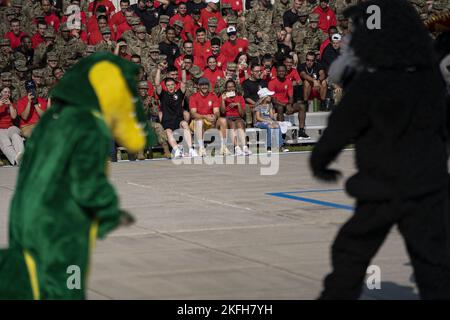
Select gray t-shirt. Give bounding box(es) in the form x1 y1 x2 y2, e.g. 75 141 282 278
255 103 273 121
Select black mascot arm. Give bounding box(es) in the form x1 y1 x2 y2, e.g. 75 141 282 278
310 79 370 182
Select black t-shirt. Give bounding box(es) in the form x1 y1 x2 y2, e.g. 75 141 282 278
160 3 178 17
242 79 268 103
298 62 325 79
187 0 207 14
283 9 299 29
158 88 185 128
321 44 340 72
159 41 180 67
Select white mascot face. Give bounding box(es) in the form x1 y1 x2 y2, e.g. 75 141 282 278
440 54 450 86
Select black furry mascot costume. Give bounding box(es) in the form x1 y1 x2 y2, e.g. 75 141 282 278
310 0 450 299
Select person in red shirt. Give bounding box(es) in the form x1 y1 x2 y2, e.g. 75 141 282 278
207 37 226 70
115 9 138 39
269 64 309 138
312 0 337 34
235 52 250 84
175 41 204 71
199 0 224 28
219 79 249 156
31 20 47 49
184 8 202 38
193 28 212 63
220 26 248 61
0 86 24 166
16 80 47 138
4 19 27 50
222 0 243 15
170 2 194 35
111 0 130 31
203 56 223 89
189 77 228 156
40 0 61 32
88 14 116 45
88 0 116 18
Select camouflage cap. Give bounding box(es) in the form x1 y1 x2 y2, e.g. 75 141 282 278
86 45 96 53
60 23 70 32
100 26 111 34
1 72 12 80
44 30 56 38
207 17 218 27
158 54 168 63
226 62 237 71
133 25 147 33
5 7 16 15
227 16 238 24
14 60 28 72
309 13 320 23
32 69 43 77
149 45 160 53
173 20 184 29
221 2 232 9
137 81 149 89
46 52 59 61
128 17 142 26
0 38 11 46
189 65 203 78
11 0 23 8
159 15 170 24
299 10 309 17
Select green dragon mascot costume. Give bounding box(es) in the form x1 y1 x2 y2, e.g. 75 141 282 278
0 52 156 299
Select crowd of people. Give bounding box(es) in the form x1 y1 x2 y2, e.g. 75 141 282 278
0 0 448 164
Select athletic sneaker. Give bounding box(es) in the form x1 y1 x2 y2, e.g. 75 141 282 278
198 147 207 157
220 145 231 156
243 146 252 156
172 148 182 158
189 148 199 157
235 146 244 156
298 128 310 139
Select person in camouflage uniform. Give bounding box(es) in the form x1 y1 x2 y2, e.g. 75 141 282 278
11 0 32 35
1 8 18 38
304 0 319 12
245 0 277 58
39 52 59 88
274 0 293 32
11 60 30 99
334 0 357 13
218 16 241 43
0 39 15 74
214 62 243 96
121 16 142 44
151 15 170 45
1 72 22 103
149 54 169 85
172 20 186 49
95 26 117 53
33 30 57 69
292 10 310 55
206 17 220 41
31 69 49 100
142 45 160 78
336 11 351 36
298 13 327 63
83 45 97 57
128 25 152 57
54 23 86 69
137 80 171 159
185 65 204 99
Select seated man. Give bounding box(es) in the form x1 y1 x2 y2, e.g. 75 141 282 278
298 51 328 107
268 65 309 139
16 80 48 138
189 77 228 156
155 61 197 158
242 64 268 127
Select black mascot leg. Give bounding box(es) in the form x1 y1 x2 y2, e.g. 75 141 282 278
319 201 394 299
397 190 450 300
